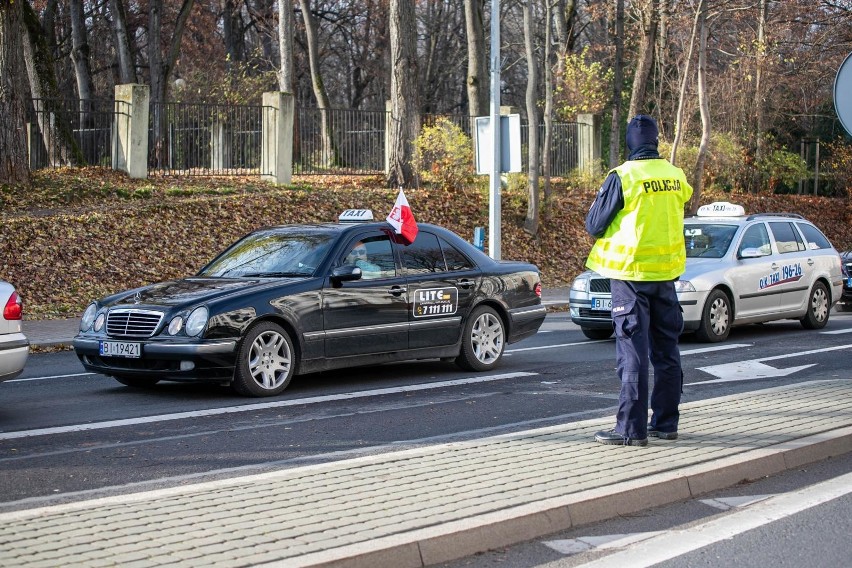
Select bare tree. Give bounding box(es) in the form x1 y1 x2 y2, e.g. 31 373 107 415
608 0 624 168
387 0 419 188
0 0 30 185
463 0 487 119
523 0 540 236
69 0 96 123
278 0 293 92
627 0 658 119
542 0 557 205
669 1 702 166
690 1 710 212
753 0 767 191
107 0 137 84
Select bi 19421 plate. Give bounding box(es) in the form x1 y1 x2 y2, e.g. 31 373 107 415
591 297 612 311
99 340 141 358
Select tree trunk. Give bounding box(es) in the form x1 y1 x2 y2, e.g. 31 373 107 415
278 0 293 92
542 0 555 205
463 0 487 120
108 0 137 84
753 0 767 193
608 0 624 168
149 0 196 168
669 1 701 166
298 0 341 167
69 0 96 126
21 1 84 167
0 0 30 186
690 3 710 214
627 0 658 119
387 0 419 188
523 1 539 236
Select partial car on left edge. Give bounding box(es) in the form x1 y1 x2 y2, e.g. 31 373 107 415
73 210 547 397
1 280 29 383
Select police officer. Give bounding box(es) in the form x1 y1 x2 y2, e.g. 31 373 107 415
585 115 694 447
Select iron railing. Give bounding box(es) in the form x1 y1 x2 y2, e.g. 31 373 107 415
295 107 387 174
26 98 114 169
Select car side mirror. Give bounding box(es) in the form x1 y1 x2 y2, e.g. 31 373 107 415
331 265 363 283
738 247 765 259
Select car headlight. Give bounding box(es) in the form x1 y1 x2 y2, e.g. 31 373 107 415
93 312 106 332
81 303 98 331
168 316 184 335
185 307 208 336
571 276 590 293
675 280 696 293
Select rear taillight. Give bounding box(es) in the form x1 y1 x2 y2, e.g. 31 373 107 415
4 292 22 320
534 283 542 298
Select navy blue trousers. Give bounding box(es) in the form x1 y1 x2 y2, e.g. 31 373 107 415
610 279 684 439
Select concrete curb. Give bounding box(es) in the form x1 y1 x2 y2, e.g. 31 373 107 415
285 425 852 568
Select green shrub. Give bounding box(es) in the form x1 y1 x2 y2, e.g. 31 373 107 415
412 117 475 191
757 148 808 193
823 140 852 196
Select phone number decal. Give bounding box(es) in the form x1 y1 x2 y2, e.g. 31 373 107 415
413 287 459 318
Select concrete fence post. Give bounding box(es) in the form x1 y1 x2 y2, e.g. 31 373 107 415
112 84 149 179
261 91 294 185
576 113 602 175
211 117 232 171
384 100 392 176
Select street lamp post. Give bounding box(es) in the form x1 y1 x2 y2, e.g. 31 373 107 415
488 0 501 260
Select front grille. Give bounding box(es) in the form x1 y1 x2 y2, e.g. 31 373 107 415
579 308 613 319
590 278 611 293
106 309 164 338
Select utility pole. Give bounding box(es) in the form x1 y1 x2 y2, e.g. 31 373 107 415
489 0 501 259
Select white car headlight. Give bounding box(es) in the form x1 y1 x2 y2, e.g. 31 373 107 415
168 316 184 335
93 313 106 332
571 276 590 293
81 303 98 331
185 307 208 337
675 280 696 293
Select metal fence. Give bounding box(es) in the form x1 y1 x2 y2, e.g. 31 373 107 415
148 102 264 176
26 98 114 169
26 99 581 178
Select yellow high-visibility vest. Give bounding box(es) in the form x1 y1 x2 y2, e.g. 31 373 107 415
586 159 694 281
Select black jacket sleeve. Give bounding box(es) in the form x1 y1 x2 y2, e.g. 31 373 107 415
585 172 624 238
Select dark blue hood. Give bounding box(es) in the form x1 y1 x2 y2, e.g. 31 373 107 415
626 114 660 160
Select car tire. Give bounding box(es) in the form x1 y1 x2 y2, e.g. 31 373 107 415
696 289 731 343
581 327 613 340
455 306 505 371
113 375 160 388
232 321 296 397
800 281 830 330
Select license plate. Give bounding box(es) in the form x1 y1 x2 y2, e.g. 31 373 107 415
592 297 612 311
847 278 852 288
100 340 141 358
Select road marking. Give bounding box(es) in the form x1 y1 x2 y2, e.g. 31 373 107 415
507 340 609 353
695 343 852 384
679 343 751 356
545 532 664 555
821 327 852 334
6 372 97 383
508 342 750 356
0 371 538 441
572 470 852 568
700 494 774 511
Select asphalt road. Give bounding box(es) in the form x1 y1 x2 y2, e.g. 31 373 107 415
2 311 852 524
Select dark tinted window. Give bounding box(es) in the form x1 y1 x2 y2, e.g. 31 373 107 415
796 222 832 250
440 238 475 271
402 232 448 274
769 222 806 254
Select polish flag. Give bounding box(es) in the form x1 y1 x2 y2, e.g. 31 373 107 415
387 188 418 245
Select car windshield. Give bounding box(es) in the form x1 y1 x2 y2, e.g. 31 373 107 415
684 223 738 258
198 229 336 277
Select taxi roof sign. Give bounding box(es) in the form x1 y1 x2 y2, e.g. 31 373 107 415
338 209 374 223
696 202 745 217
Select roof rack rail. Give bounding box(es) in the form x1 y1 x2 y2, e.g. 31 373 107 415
745 212 804 220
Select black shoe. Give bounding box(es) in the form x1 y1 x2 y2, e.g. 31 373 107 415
594 429 648 447
647 426 678 440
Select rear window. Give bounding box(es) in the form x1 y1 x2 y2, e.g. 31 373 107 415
769 222 806 254
796 222 833 250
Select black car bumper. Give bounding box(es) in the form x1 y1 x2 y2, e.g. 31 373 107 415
73 337 238 381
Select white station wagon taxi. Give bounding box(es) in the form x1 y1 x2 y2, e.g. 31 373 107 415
570 202 843 342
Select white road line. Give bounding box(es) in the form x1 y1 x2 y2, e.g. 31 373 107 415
6 372 97 383
507 340 609 353
820 328 852 334
0 371 537 441
573 470 852 568
679 343 751 356
508 342 751 356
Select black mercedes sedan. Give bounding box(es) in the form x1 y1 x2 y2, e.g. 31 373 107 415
73 211 546 397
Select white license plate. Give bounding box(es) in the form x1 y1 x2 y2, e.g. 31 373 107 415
100 340 141 358
592 297 612 311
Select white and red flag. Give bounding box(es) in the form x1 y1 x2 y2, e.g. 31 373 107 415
387 188 418 245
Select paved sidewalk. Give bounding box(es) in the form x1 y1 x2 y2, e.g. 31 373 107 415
2 380 851 568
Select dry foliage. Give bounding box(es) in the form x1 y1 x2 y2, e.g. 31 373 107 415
1 167 850 319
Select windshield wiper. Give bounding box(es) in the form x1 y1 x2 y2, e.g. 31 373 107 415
240 271 309 278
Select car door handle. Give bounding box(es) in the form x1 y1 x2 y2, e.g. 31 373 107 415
771 263 779 270
456 279 474 289
807 258 815 266
388 285 407 296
